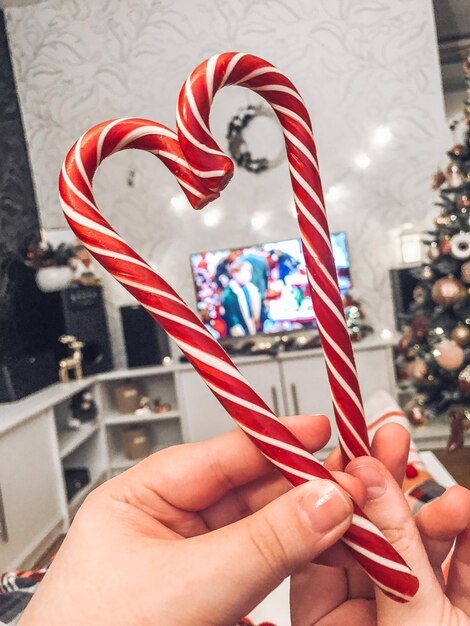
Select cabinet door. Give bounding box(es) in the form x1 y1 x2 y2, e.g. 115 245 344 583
281 355 333 419
0 412 63 570
177 360 285 443
280 345 396 451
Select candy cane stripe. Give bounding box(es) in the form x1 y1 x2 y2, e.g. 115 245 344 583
59 59 418 600
175 52 417 601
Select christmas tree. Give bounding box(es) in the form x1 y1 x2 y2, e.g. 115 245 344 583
397 53 470 450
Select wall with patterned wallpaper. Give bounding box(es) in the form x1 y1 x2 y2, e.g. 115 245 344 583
5 0 449 367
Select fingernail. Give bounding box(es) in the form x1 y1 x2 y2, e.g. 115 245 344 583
301 481 352 533
350 463 387 500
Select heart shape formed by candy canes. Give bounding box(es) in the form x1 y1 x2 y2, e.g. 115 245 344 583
60 75 418 601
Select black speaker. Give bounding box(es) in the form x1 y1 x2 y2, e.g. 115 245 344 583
389 266 423 330
0 351 58 402
120 305 170 368
41 286 114 376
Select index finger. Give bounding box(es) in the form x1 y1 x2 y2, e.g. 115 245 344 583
115 413 332 511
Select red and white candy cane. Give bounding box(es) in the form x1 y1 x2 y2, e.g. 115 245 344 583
177 53 371 465
60 115 418 602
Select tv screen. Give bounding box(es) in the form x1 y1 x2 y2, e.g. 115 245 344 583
190 233 351 339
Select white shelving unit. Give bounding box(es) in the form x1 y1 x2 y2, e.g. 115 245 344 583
0 336 455 571
58 421 99 460
103 410 180 425
95 366 182 473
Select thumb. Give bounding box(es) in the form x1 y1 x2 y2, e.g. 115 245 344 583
347 457 445 620
192 480 352 622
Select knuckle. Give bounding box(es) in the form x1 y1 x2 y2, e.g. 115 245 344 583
247 513 292 580
379 516 420 557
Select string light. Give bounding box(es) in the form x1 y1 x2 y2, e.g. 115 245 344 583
251 212 268 231
202 207 222 227
170 194 186 212
354 152 371 169
325 185 344 202
372 125 392 147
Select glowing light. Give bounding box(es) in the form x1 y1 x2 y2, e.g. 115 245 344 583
170 194 187 212
372 125 392 147
380 328 394 343
251 213 268 231
325 185 343 202
202 208 222 227
354 153 371 169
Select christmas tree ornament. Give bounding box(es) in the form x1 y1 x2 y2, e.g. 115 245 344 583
449 144 468 160
458 195 470 211
411 312 431 341
458 365 470 396
435 214 451 228
439 236 452 255
451 323 470 346
446 163 465 187
432 168 446 190
406 358 428 380
434 339 465 370
450 232 470 260
59 53 419 600
432 275 466 305
413 284 430 305
404 396 428 426
421 265 434 281
397 326 413 354
462 261 470 283
428 241 440 260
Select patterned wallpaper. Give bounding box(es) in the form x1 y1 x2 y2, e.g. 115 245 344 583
5 0 448 367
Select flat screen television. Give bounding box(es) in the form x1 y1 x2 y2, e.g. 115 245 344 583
190 233 351 339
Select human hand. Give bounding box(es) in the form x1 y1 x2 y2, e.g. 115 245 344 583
292 424 470 626
290 422 411 625
347 454 470 626
19 414 361 626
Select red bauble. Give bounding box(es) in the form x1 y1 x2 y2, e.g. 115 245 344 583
434 339 465 370
439 237 452 256
431 276 466 305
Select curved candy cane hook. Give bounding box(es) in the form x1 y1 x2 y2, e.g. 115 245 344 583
177 52 369 464
177 52 418 600
60 116 417 601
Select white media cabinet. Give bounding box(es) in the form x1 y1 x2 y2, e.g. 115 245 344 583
0 335 450 571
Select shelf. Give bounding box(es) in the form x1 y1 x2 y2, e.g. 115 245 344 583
110 445 169 470
58 422 99 459
97 364 175 381
104 410 180 426
67 470 107 517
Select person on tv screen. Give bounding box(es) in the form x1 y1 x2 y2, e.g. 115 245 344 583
221 260 265 336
